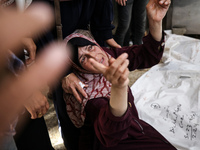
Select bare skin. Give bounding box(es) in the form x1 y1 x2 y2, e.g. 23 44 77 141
115 0 127 6
24 91 49 119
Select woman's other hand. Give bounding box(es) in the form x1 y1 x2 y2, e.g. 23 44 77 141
146 0 171 41
146 0 171 22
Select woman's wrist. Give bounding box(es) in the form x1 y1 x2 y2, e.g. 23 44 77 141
110 85 128 117
148 19 162 42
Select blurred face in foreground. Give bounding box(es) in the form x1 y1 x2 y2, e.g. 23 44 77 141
78 45 109 73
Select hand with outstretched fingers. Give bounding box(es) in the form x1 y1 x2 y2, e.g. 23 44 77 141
89 53 130 88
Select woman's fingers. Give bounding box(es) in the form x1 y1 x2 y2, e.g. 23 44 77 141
89 58 107 74
90 53 129 86
158 0 171 8
106 53 128 78
0 3 54 68
112 59 129 84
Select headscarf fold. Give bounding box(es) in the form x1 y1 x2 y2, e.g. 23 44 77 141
63 30 112 128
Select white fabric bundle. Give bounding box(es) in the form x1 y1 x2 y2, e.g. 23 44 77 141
131 33 200 150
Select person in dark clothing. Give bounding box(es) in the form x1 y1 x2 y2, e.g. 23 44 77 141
14 112 54 150
61 1 175 149
114 0 148 46
53 0 120 47
64 30 176 150
60 0 173 149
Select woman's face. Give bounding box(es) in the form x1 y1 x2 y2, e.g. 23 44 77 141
78 45 109 73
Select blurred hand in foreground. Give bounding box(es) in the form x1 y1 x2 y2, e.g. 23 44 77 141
0 3 71 139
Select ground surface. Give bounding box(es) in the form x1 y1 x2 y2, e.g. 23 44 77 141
44 69 148 150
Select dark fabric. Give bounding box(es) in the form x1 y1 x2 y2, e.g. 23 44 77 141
114 0 134 46
53 83 80 150
83 94 175 150
14 111 54 150
68 37 96 47
8 53 25 75
106 32 165 70
84 90 176 150
34 31 55 55
114 0 148 46
89 0 114 46
51 0 114 45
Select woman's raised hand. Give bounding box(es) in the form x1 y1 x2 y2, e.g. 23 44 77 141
146 0 171 41
146 0 171 22
90 53 129 116
89 53 130 88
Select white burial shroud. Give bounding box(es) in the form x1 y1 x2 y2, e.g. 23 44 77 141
131 33 200 150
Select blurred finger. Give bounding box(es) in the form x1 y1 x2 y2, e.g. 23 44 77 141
41 96 48 115
45 100 50 110
26 58 32 65
0 42 71 129
0 4 68 136
26 107 37 119
0 2 54 67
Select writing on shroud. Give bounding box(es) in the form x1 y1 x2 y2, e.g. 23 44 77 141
151 103 199 141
